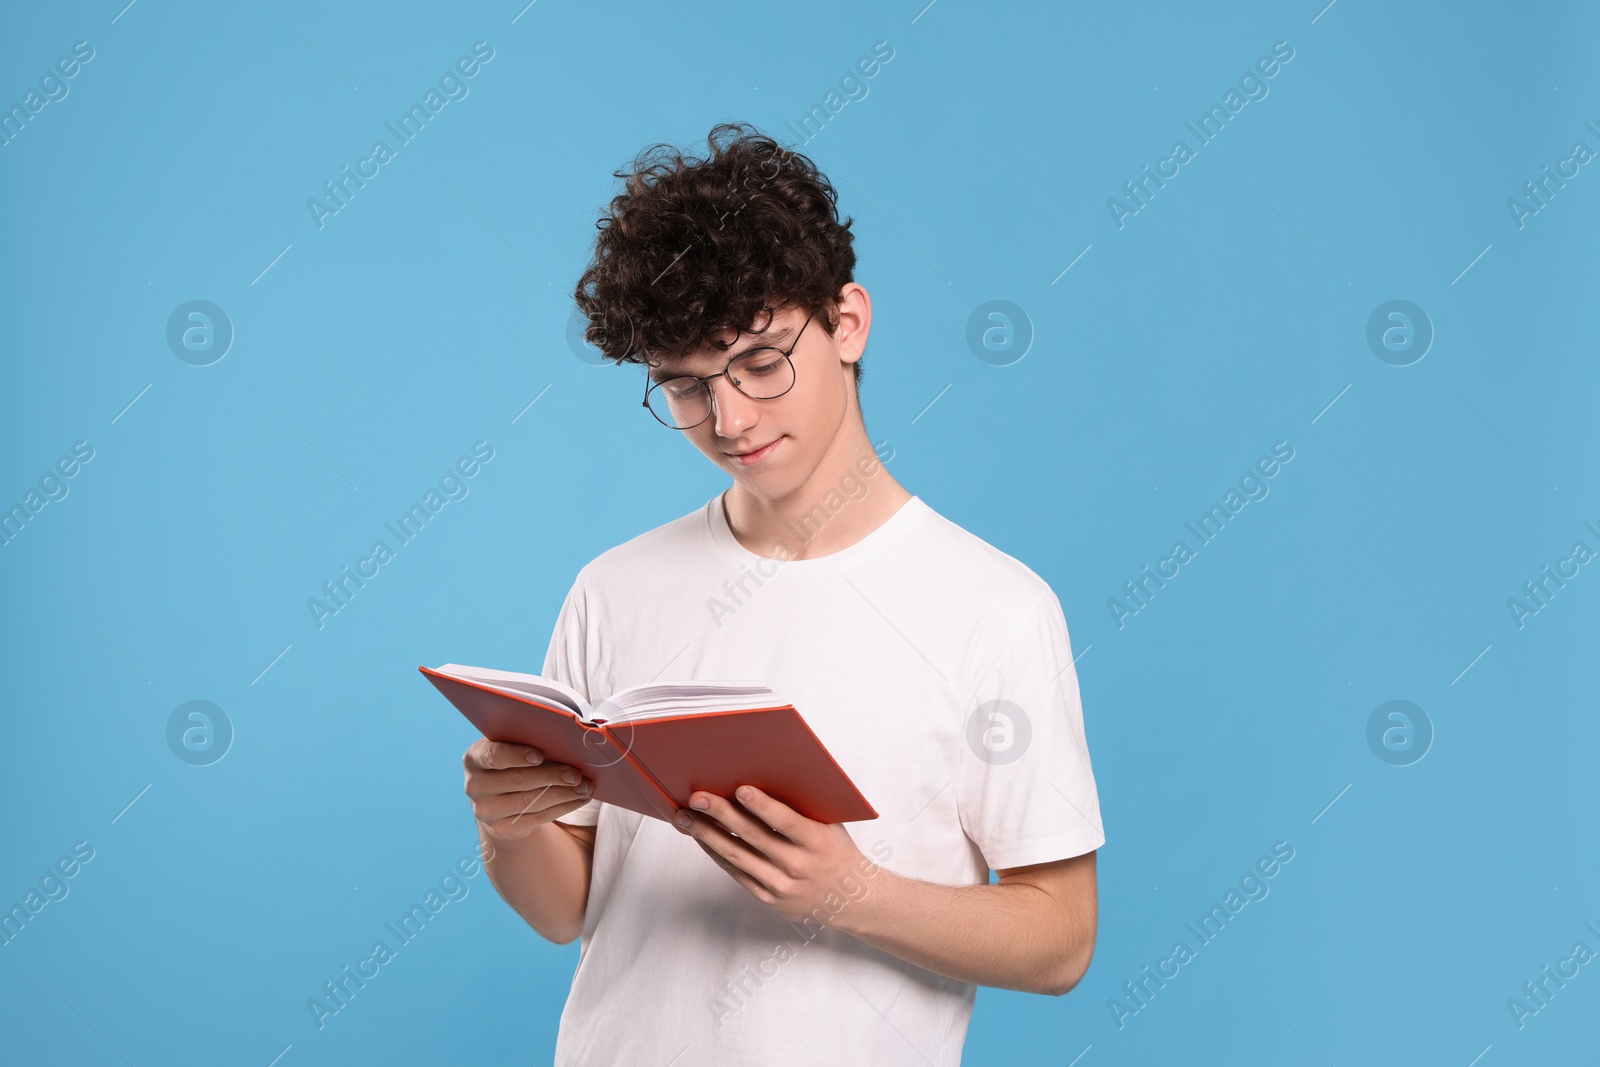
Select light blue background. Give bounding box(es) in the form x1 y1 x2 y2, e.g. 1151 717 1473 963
2 1 1596 1063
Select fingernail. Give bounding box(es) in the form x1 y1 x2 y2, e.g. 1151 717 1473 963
526 751 543 764
561 768 577 785
673 811 692 831
691 795 709 810
576 780 592 795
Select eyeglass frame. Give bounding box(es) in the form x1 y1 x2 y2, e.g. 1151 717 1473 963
640 312 814 430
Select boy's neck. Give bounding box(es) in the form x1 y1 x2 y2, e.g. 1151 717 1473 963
721 421 911 563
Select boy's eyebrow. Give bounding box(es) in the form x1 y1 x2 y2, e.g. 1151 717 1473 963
648 325 796 381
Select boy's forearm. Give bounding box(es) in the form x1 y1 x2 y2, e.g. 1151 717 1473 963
830 869 1094 996
479 819 593 944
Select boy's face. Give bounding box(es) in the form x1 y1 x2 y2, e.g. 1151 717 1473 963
649 298 862 503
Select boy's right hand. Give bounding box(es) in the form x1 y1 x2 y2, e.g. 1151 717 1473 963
463 739 594 840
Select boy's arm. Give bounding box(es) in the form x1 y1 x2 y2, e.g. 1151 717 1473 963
465 738 598 945
675 786 1097 995
829 852 1097 995
479 818 596 945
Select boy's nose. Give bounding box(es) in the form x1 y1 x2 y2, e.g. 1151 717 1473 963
709 377 758 440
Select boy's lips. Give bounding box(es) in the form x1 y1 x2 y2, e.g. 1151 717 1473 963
724 437 783 466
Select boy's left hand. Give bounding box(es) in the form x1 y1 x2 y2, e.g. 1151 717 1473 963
673 785 878 923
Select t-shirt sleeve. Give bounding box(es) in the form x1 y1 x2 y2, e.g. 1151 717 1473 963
954 591 1104 871
542 575 602 828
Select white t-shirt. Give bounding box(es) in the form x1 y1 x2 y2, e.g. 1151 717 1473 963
541 490 1104 1066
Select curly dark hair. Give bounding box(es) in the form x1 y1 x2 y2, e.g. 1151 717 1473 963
573 122 862 389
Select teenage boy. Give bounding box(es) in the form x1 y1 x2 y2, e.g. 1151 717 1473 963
462 123 1104 1065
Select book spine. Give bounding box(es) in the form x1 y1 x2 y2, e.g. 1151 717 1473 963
599 724 682 820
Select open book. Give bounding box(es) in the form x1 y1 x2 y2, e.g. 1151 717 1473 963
420 663 877 824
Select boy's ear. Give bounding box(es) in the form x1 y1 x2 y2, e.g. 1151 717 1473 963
833 284 871 364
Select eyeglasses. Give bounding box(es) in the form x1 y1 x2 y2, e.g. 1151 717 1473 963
641 313 812 430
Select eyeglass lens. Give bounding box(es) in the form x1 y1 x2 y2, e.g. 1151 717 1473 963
647 346 796 429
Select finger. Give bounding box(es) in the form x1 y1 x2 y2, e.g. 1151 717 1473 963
466 761 590 799
475 777 591 819
677 810 784 889
467 739 547 771
689 790 790 861
482 795 592 838
691 835 775 899
480 780 595 825
481 795 589 838
726 785 814 846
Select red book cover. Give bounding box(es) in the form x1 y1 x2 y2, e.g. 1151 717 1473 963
420 666 878 824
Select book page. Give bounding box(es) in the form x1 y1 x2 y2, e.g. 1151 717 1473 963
435 663 586 715
605 680 788 723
